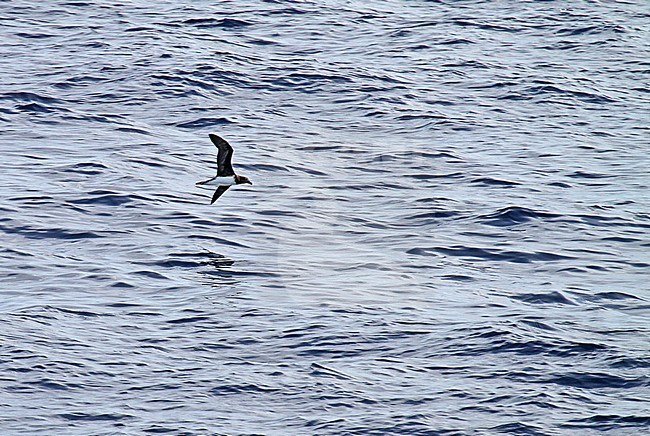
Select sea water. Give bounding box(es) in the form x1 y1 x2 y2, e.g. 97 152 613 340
0 1 648 434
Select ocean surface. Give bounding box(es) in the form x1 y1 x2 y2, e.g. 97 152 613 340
1 1 649 434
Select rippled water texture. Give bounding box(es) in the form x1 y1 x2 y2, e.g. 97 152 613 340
1 1 649 434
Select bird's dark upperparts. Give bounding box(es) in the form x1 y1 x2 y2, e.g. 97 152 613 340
196 134 252 204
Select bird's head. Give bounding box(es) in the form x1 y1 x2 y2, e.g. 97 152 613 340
236 175 252 185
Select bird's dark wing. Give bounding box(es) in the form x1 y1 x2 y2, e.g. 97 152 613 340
209 134 235 176
210 185 230 204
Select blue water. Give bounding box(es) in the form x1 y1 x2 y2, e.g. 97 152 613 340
1 1 649 434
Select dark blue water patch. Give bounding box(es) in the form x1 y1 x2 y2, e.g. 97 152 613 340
53 75 111 89
265 7 309 16
125 157 172 168
124 26 155 33
407 210 462 220
476 206 561 226
555 24 626 36
567 170 613 179
280 324 328 339
105 302 141 308
16 102 61 114
571 290 647 309
588 204 615 211
61 1 93 6
389 28 413 38
545 372 648 390
467 81 519 90
527 86 616 104
175 117 234 129
148 259 203 269
449 331 607 359
132 270 169 280
142 425 184 434
626 262 650 269
166 316 210 324
247 37 278 46
519 319 556 332
211 383 280 396
69 191 150 206
396 113 446 121
489 422 545 435
470 177 520 187
374 181 408 189
441 274 474 282
363 109 388 117
151 73 219 92
1 247 34 257
7 195 54 204
26 379 81 391
608 356 650 369
61 162 108 175
561 414 650 432
115 126 150 135
552 342 609 357
15 32 56 39
450 19 519 33
353 422 463 436
576 145 617 154
182 17 253 29
584 291 642 302
408 246 575 263
0 107 18 117
539 39 591 50
547 181 571 188
256 209 303 218
187 234 250 248
184 65 257 87
52 306 105 317
408 172 464 181
591 130 616 137
61 113 123 124
510 291 576 306
438 38 474 45
111 281 135 288
238 163 290 172
140 251 234 269
270 73 353 92
583 265 609 272
59 412 133 422
442 59 494 69
575 214 650 229
373 151 461 162
0 91 63 105
285 165 327 176
209 269 280 279
0 223 104 240
297 144 345 152
423 99 456 108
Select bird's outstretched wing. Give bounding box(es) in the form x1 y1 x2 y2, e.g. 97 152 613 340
211 185 230 204
209 134 235 176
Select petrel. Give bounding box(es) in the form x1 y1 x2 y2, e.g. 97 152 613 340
196 134 252 204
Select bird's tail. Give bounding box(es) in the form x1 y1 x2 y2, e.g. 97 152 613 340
195 178 215 190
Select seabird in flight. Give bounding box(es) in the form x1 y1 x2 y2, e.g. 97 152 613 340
196 134 252 204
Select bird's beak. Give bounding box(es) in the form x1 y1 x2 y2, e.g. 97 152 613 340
247 180 253 185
